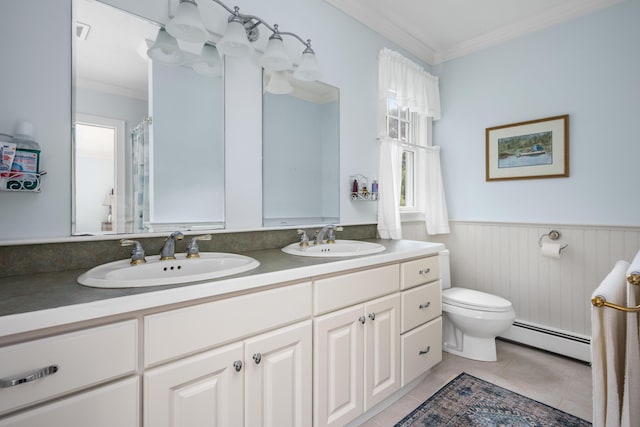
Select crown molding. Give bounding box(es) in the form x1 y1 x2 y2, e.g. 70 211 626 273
434 0 624 64
325 0 623 66
324 0 436 65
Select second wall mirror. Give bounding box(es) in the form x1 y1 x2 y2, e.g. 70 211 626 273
262 70 340 227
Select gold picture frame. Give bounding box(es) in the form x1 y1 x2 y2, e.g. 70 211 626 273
486 114 569 181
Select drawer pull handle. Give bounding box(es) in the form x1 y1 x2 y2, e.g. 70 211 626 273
0 365 59 388
419 302 431 309
233 360 243 372
252 353 262 365
419 346 431 356
368 313 376 321
358 316 366 325
419 268 431 275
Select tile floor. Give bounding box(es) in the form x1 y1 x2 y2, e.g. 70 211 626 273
360 339 593 426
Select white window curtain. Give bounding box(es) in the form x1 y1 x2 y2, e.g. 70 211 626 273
377 48 449 238
377 136 403 239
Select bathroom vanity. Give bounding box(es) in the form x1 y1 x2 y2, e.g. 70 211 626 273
0 239 444 426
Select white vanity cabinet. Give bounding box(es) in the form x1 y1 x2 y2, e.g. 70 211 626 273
399 256 443 386
0 242 446 427
0 320 139 426
143 282 312 427
312 265 401 427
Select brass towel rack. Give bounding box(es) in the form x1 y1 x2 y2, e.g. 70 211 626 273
591 272 640 312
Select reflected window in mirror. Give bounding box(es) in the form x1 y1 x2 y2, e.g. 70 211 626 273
262 70 340 227
73 0 225 236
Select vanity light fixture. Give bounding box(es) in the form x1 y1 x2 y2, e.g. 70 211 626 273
163 0 322 81
264 70 294 95
192 43 223 77
217 13 255 58
259 26 293 71
147 28 184 65
165 0 209 43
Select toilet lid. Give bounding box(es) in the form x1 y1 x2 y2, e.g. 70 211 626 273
442 287 513 312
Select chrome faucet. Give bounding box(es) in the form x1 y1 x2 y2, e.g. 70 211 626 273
160 231 184 260
314 224 343 245
186 234 212 258
120 239 146 265
297 229 310 247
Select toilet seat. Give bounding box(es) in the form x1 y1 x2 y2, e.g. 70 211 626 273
442 287 513 313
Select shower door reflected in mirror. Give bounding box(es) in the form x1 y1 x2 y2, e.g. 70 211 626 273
263 72 340 226
73 0 224 235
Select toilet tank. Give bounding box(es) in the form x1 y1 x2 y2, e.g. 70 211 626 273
439 249 451 289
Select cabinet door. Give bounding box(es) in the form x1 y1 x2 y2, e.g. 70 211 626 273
144 342 244 427
244 320 312 427
314 305 364 427
364 293 400 410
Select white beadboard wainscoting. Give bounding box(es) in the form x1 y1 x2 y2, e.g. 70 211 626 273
402 220 640 362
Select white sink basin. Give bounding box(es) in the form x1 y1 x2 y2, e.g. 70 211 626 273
281 240 386 258
78 252 260 288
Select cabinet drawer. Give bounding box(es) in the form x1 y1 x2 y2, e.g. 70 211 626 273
401 317 442 387
314 264 399 315
401 281 442 333
400 256 439 290
0 320 138 416
145 282 311 367
0 377 139 427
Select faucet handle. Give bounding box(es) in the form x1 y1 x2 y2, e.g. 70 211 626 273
327 226 343 244
186 234 212 258
297 229 310 247
120 239 146 265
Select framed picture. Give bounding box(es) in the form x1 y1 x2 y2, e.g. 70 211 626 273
486 114 569 181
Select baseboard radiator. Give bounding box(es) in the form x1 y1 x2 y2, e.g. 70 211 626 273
500 320 591 363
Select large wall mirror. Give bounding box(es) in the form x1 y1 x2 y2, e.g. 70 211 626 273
262 70 340 227
0 0 344 243
73 0 225 235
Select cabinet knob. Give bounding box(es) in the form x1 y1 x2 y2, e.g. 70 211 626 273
252 353 262 364
358 316 366 325
419 302 431 309
418 268 431 275
0 365 59 389
368 313 376 321
419 346 431 356
233 360 243 372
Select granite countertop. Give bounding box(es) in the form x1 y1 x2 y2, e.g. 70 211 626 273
0 239 444 337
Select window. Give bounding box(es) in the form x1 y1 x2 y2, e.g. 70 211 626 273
386 97 420 210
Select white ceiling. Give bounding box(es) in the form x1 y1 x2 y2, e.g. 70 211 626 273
323 0 623 65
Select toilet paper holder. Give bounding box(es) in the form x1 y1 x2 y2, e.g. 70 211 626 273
538 230 568 252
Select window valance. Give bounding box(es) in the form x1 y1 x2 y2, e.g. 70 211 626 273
378 48 441 120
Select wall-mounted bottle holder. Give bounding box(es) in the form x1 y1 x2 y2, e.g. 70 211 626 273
350 174 379 201
1 171 46 192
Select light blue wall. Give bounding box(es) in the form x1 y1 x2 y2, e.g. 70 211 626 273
0 0 71 240
433 0 640 226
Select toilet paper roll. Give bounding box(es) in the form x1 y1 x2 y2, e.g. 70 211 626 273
541 242 561 258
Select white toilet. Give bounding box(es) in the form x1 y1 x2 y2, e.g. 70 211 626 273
439 250 516 362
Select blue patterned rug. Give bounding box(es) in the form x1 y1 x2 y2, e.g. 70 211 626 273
394 372 591 426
